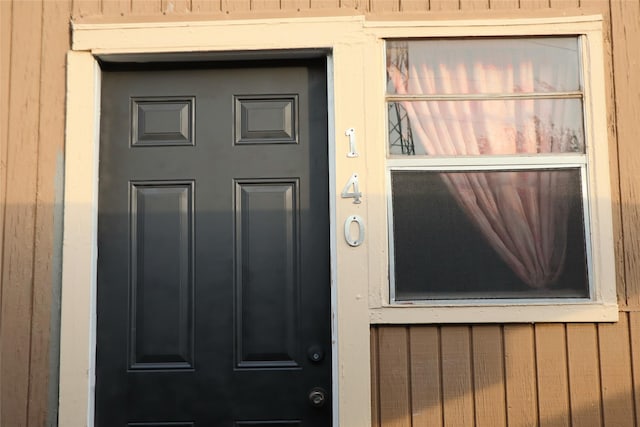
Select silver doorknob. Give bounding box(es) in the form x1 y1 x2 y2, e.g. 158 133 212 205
308 387 327 408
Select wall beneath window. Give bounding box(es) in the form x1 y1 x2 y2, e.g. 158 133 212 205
0 0 638 426
371 318 640 426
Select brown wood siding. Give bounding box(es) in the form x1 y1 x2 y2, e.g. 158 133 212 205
1 0 71 425
0 0 638 426
2 1 45 425
372 315 640 426
0 0 10 422
611 0 640 309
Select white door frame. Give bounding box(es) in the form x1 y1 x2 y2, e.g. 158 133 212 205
60 16 373 427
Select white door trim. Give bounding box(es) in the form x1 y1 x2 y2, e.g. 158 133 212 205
60 16 373 427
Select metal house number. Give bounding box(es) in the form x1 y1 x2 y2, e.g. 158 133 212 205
341 173 362 204
344 215 365 247
342 128 365 247
345 127 359 157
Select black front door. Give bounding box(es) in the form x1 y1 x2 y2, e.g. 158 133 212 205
96 59 331 426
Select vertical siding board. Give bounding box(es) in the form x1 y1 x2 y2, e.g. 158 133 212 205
370 0 400 12
222 0 251 11
131 0 164 14
606 0 626 308
519 0 549 7
0 1 43 426
250 0 281 10
0 6 11 423
460 0 489 9
441 326 474 427
101 0 131 15
378 327 412 427
409 326 443 427
535 324 570 427
598 315 635 426
280 0 311 10
28 1 72 426
488 0 518 9
309 0 340 7
429 0 461 10
549 0 578 8
610 0 640 309
72 0 102 17
504 325 538 427
399 0 428 11
630 312 640 427
340 0 369 9
371 327 381 427
472 325 506 427
566 324 603 427
161 0 191 13
0 0 12 325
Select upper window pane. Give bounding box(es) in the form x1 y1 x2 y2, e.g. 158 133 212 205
387 37 581 95
387 37 585 156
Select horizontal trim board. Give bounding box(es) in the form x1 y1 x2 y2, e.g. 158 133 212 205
72 15 602 54
72 16 366 52
369 303 619 324
73 15 365 30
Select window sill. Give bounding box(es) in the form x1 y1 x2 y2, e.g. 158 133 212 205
369 302 619 324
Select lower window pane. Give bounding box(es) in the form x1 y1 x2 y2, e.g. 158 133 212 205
390 169 589 300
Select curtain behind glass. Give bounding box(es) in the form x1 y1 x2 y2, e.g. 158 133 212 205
387 38 584 289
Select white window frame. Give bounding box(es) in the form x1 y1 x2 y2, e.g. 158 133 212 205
59 13 615 427
364 17 617 324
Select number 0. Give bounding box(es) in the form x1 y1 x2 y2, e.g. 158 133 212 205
344 215 365 247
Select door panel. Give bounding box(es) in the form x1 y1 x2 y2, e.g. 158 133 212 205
235 180 299 368
130 181 195 370
97 59 330 426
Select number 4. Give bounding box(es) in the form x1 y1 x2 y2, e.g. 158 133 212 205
341 173 362 204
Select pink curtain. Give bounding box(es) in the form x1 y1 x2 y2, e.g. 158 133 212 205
388 45 579 288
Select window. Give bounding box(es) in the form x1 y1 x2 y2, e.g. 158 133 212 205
383 34 616 315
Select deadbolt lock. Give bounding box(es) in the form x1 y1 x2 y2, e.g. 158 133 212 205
307 345 324 363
